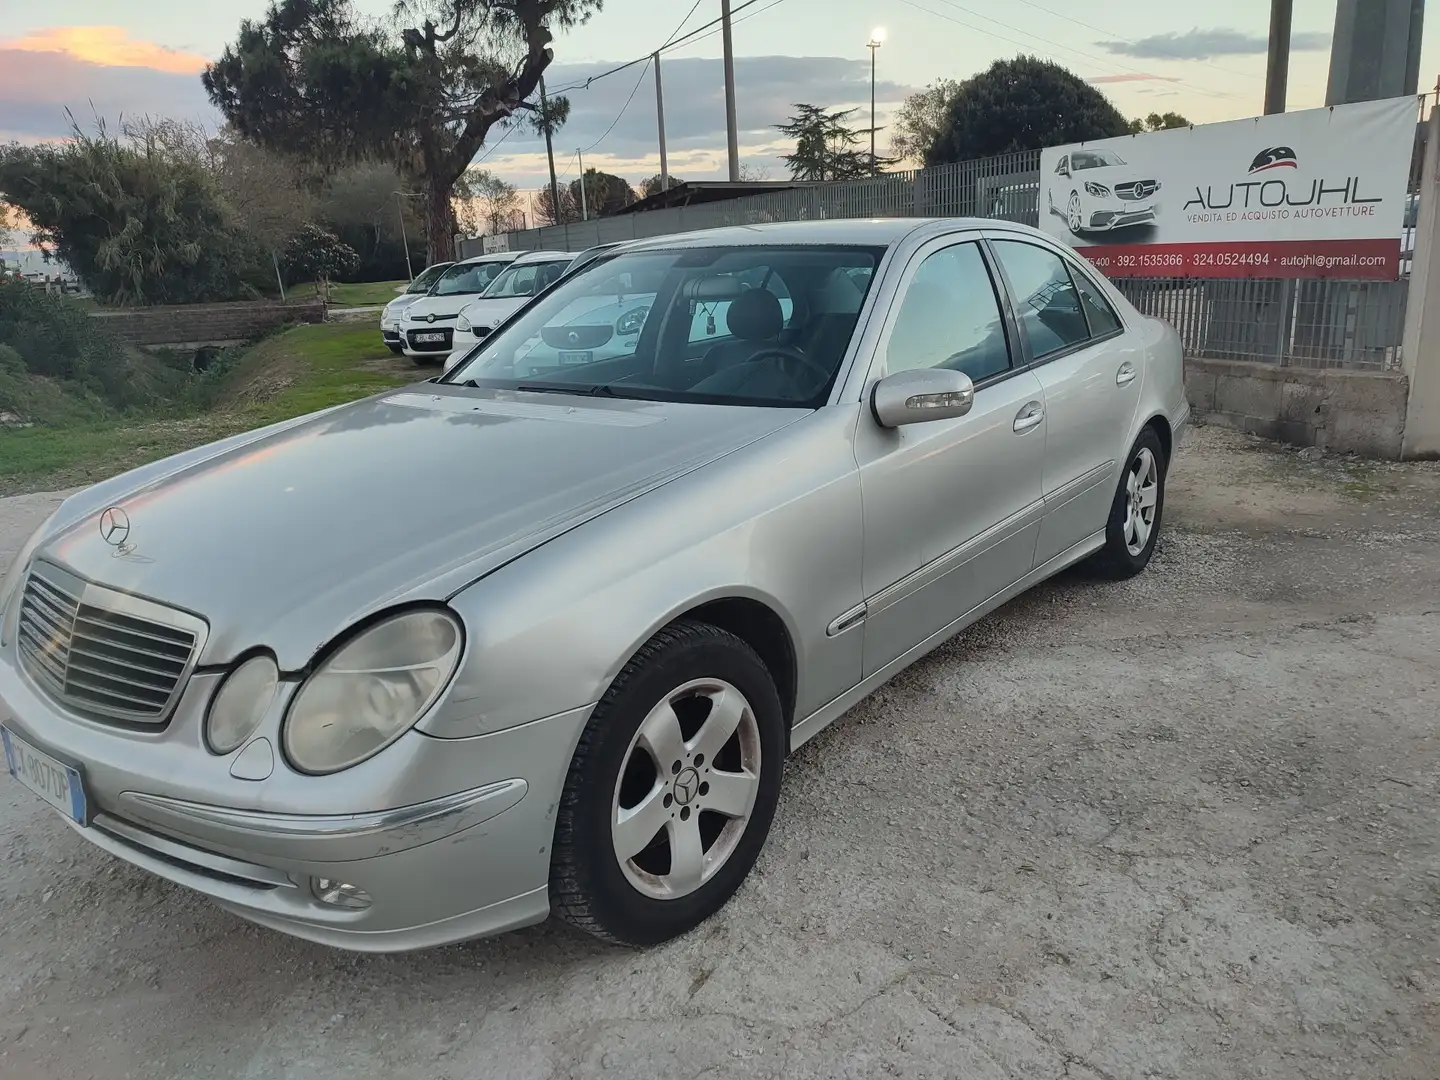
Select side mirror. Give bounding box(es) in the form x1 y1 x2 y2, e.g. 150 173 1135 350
871 368 975 428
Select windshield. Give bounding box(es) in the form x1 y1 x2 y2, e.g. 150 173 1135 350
1072 150 1126 170
483 258 574 299
444 244 884 409
406 263 452 294
431 260 511 297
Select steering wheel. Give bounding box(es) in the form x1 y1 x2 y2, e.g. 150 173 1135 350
745 345 832 394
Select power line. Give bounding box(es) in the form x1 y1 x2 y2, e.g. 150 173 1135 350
893 0 1234 101
579 57 654 156
1002 0 1263 82
546 0 778 95
661 0 708 50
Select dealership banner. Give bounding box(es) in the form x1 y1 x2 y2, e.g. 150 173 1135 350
1038 97 1418 280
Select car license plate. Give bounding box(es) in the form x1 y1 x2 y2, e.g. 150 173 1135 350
559 350 593 366
415 332 446 343
1 726 87 824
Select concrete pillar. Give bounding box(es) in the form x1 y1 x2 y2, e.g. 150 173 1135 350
1399 104 1440 458
1326 0 1425 106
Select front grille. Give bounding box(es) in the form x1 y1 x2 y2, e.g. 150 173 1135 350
16 562 205 725
1116 181 1158 201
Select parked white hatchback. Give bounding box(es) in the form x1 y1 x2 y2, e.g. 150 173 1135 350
400 252 521 360
446 250 579 360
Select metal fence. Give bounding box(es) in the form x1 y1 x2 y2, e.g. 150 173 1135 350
463 144 1420 372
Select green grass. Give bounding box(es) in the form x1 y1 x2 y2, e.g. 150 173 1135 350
0 322 415 496
322 280 409 307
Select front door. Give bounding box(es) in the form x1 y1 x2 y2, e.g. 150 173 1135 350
988 239 1144 565
854 238 1047 678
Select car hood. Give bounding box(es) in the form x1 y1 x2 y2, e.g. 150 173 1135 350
39 386 804 669
383 293 427 321
460 296 528 328
404 294 473 321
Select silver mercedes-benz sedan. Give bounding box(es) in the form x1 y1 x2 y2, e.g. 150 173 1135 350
0 220 1187 951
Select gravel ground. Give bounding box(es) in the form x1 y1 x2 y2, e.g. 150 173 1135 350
1 426 1438 1080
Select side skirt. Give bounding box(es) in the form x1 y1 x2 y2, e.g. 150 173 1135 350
789 529 1107 752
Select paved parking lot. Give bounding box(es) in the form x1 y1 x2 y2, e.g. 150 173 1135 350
2 426 1438 1080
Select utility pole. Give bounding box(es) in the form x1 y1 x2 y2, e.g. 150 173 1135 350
868 29 885 172
539 76 562 224
721 0 739 181
654 52 670 193
1264 0 1293 114
577 149 589 221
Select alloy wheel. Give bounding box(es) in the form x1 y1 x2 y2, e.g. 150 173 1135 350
611 678 762 900
1068 193 1083 233
1123 446 1160 556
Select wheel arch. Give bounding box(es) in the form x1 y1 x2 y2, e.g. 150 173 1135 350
680 597 798 733
1143 412 1173 464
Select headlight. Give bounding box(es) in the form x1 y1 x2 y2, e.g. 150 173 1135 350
282 609 462 775
1 511 56 648
205 654 280 755
616 306 650 336
457 313 472 332
1084 182 1111 198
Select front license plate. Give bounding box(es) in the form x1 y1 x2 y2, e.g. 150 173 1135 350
558 350 593 366
414 332 446 343
1 727 87 824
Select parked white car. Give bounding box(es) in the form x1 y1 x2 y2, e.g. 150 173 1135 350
399 252 522 360
446 251 579 360
1046 149 1161 236
379 262 453 353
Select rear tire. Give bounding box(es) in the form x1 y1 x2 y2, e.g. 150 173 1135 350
550 620 786 947
1088 427 1167 580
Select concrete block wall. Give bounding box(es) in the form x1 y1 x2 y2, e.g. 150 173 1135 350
1184 357 1410 459
90 300 325 348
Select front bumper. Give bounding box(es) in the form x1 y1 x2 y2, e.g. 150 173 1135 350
1086 202 1158 231
402 326 455 356
0 650 591 952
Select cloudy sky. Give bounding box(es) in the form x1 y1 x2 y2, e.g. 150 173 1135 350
0 0 1431 196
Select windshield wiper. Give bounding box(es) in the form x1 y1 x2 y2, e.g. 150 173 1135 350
517 382 617 397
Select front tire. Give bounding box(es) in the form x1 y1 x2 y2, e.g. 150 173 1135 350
550 620 786 947
1068 192 1085 235
1089 428 1167 580
386 343 404 354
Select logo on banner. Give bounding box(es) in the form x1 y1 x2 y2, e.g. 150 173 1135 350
1248 147 1299 174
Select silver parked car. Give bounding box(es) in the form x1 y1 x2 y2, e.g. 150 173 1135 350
0 220 1187 952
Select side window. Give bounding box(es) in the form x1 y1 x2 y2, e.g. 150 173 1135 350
1069 266 1122 337
991 241 1090 359
885 242 1011 383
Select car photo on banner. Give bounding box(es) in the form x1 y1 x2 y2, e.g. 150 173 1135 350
1039 96 1419 281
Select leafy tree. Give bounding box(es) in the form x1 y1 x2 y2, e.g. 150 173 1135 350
640 173 681 198
891 78 960 164
204 0 602 264
0 120 261 305
459 169 522 233
282 224 360 300
1129 111 1192 134
313 163 426 283
776 105 890 181
571 168 635 217
925 57 1132 166
533 184 579 226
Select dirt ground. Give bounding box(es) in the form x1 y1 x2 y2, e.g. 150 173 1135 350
1 426 1438 1080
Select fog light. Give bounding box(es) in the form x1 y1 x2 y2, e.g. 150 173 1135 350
313 878 372 910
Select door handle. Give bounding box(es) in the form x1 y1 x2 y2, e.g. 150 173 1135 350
1116 362 1137 387
1013 401 1045 433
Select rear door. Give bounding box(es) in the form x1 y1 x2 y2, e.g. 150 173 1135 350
987 238 1143 566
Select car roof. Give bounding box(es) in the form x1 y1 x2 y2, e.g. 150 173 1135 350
611 218 1045 251
510 249 579 263
456 251 522 266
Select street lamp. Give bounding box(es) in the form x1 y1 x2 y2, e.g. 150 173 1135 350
868 28 886 172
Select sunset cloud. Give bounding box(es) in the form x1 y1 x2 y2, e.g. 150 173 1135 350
1088 73 1182 85
3 26 209 75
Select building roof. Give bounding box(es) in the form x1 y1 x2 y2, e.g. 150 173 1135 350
616 180 821 215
